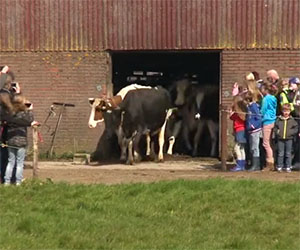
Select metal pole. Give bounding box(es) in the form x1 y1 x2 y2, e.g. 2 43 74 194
49 104 65 158
32 125 39 178
220 105 228 171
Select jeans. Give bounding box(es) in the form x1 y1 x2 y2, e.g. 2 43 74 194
263 123 274 161
4 147 26 184
249 131 261 157
277 139 293 168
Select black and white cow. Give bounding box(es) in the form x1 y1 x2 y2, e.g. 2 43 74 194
89 86 172 164
166 78 219 157
88 84 153 162
113 87 172 164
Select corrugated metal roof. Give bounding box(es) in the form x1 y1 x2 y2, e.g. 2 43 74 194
0 0 299 51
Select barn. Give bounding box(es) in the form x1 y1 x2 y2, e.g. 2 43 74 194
0 0 299 158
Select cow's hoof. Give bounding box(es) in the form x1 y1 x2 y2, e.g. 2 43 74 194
126 160 134 165
157 158 164 163
192 151 198 157
134 155 142 162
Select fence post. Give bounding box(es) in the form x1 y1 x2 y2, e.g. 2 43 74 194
220 105 228 171
32 125 39 178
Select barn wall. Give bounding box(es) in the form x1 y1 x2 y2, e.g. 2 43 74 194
221 50 300 106
0 0 299 51
0 52 109 154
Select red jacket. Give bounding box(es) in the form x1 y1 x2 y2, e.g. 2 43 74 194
230 113 246 132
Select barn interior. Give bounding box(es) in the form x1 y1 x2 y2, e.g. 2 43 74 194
108 51 221 158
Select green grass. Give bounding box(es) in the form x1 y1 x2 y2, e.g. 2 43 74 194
0 179 299 249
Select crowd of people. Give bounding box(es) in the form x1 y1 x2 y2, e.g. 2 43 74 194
0 65 37 185
229 69 300 172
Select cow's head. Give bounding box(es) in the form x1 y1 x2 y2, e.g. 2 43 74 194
173 79 191 106
88 98 112 128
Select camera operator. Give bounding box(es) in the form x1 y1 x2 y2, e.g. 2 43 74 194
1 70 25 182
3 94 34 185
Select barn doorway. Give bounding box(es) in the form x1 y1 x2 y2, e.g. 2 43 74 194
110 50 221 157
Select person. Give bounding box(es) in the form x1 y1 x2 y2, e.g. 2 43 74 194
245 92 262 171
229 95 247 171
260 83 278 171
0 65 10 88
277 78 294 115
3 94 34 186
266 69 280 86
274 103 298 172
0 66 12 181
246 78 263 103
0 79 22 182
288 77 300 116
292 80 300 168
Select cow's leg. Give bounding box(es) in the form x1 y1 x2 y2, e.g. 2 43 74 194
167 120 182 155
192 120 205 157
150 140 156 161
146 132 151 156
120 137 128 163
182 124 192 153
207 119 219 157
158 128 165 162
126 139 134 165
116 126 124 148
158 110 172 161
133 132 142 162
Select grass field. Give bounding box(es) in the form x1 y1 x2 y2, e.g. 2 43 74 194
0 179 299 249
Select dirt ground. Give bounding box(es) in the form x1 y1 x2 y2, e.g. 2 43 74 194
23 155 300 185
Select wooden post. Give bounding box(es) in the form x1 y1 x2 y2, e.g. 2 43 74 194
220 105 228 171
32 125 39 178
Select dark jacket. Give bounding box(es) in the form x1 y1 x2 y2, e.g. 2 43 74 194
246 102 262 133
6 110 34 147
274 116 298 140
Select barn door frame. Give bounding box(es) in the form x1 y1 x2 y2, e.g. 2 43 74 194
106 50 113 98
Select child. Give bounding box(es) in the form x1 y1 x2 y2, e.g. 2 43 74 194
230 95 247 171
274 104 298 172
288 77 300 116
260 83 278 171
278 78 294 114
4 94 34 185
245 92 262 171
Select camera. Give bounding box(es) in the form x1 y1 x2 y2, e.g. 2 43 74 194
10 82 18 92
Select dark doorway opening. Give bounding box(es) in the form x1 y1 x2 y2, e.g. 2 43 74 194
111 51 220 94
110 50 221 157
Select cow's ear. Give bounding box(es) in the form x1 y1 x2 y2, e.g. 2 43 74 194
89 98 95 106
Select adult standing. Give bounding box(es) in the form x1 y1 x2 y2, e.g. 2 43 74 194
0 65 11 182
3 94 34 185
266 69 280 86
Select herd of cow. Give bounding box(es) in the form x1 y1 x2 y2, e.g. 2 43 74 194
88 79 219 164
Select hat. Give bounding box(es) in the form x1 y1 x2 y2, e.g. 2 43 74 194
289 77 300 84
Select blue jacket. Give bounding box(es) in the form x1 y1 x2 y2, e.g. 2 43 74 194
246 102 262 132
260 94 277 125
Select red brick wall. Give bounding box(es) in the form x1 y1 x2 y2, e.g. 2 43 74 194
0 52 109 154
221 50 300 106
1 50 299 155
